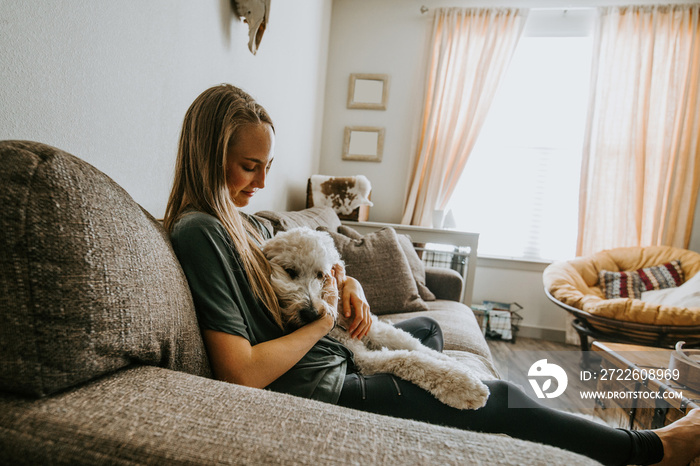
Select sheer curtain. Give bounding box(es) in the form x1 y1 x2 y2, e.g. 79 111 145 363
577 5 700 256
401 8 527 226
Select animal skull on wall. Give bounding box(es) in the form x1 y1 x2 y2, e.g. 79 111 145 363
231 0 270 55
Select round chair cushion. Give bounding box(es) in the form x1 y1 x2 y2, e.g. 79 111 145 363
543 246 700 326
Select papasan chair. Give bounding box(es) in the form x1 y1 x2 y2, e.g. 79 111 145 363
543 245 700 366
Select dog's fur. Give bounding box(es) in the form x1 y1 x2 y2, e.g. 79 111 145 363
262 227 489 410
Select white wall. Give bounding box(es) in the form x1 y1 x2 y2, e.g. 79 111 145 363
4 0 698 342
319 0 431 223
0 0 332 217
322 0 700 341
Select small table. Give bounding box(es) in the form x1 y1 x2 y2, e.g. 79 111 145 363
592 341 700 431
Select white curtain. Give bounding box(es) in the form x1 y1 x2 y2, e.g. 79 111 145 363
402 8 527 226
577 5 700 256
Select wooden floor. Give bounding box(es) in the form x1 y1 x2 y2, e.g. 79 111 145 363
486 336 602 414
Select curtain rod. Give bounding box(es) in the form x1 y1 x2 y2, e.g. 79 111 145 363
420 5 595 14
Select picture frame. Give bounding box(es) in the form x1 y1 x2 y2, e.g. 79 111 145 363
347 73 389 110
342 126 385 162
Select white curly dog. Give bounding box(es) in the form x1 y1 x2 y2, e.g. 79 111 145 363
262 227 489 410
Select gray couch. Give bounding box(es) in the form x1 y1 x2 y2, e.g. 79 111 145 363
0 141 596 465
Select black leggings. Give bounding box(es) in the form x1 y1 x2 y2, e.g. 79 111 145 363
337 317 663 466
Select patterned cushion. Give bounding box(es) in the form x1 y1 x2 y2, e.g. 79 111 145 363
324 227 428 315
599 260 684 300
599 270 644 299
637 260 684 292
0 141 211 397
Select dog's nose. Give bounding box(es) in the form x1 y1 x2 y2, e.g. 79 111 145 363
299 306 319 324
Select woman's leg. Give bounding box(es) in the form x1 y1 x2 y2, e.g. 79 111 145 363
392 316 444 352
338 375 663 466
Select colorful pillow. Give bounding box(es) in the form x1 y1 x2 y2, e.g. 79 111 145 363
637 260 684 292
599 260 684 300
599 270 644 299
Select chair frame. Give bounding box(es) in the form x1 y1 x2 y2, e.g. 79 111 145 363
544 288 700 367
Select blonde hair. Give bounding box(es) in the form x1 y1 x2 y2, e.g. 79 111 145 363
164 84 281 327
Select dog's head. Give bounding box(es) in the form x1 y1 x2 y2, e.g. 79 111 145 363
262 227 345 332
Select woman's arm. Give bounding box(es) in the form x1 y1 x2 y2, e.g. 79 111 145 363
203 312 334 389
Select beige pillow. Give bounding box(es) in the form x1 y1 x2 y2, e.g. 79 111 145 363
396 234 437 301
255 207 341 234
325 227 428 315
337 225 436 301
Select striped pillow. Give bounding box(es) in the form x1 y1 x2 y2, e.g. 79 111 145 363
599 269 644 299
599 260 684 300
637 260 684 292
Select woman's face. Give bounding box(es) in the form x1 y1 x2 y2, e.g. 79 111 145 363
226 123 275 207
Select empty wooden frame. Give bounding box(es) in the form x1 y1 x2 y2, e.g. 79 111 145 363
347 74 389 110
343 126 385 162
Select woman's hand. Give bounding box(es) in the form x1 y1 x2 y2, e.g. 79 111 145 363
339 276 372 339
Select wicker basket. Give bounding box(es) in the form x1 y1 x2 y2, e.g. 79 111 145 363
471 302 523 343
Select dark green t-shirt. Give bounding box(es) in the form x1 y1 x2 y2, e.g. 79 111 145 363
170 211 352 403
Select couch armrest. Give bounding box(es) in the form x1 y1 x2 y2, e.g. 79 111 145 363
0 365 597 465
425 267 463 302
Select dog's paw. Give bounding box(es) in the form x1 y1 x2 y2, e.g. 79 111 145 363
426 371 490 410
437 383 489 410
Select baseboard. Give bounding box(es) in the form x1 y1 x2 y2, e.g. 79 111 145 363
517 325 567 343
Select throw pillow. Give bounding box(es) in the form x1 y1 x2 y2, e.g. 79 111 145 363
396 234 437 301
324 227 428 315
0 141 211 397
599 260 685 300
336 224 363 240
599 269 643 299
255 207 341 234
337 225 436 301
637 260 684 292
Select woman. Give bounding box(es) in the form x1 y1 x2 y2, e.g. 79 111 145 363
164 84 699 466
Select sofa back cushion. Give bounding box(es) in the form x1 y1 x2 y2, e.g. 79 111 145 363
255 207 341 234
0 141 211 397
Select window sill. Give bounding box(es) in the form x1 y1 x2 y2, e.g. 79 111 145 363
477 254 553 272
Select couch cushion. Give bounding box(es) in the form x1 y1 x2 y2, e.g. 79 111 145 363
326 227 428 315
379 300 493 361
0 140 210 397
255 206 341 234
0 366 598 466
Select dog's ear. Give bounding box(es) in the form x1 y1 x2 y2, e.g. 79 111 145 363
268 261 286 279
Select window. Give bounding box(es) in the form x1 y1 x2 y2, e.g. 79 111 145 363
445 10 596 261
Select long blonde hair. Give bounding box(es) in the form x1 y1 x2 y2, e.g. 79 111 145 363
164 84 281 327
